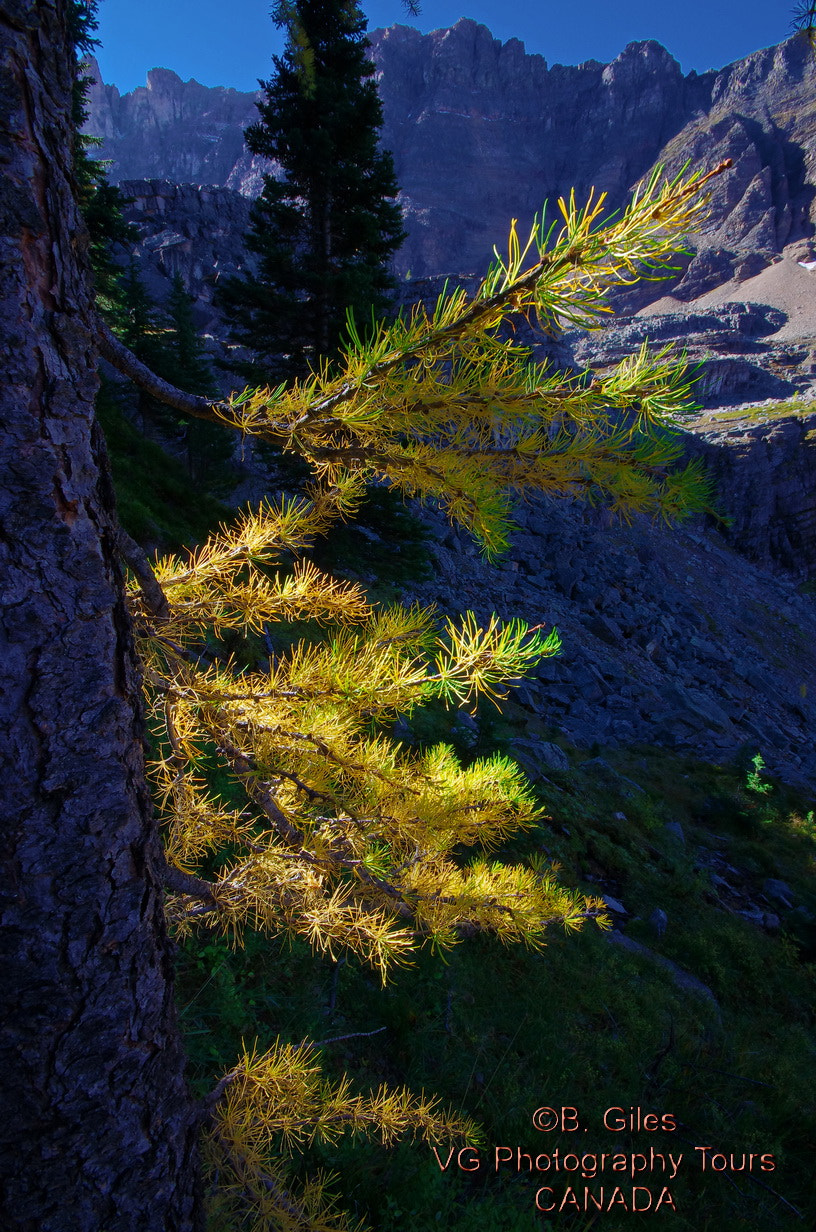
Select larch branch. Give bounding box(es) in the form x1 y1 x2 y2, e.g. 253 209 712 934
96 319 231 426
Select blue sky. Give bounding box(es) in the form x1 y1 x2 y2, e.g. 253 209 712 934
93 1 793 94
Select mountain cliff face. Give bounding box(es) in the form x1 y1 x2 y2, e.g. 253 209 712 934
84 21 816 283
114 180 253 345
83 65 261 190
372 24 712 277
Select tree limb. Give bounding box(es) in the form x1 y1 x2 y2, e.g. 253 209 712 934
96 319 231 426
114 527 171 620
160 860 218 904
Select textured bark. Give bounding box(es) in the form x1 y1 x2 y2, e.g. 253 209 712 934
0 4 201 1229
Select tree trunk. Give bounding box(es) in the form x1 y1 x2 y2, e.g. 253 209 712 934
0 4 201 1228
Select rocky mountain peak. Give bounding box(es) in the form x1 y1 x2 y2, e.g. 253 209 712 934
601 39 684 86
85 23 816 287
144 66 184 92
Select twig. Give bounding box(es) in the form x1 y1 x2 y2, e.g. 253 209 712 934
216 736 307 848
312 1026 387 1047
678 1063 773 1089
203 1069 242 1118
326 956 345 1015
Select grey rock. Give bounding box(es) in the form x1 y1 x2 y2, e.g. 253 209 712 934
736 904 766 926
689 637 723 664
696 358 796 406
763 878 795 908
673 247 737 300
648 908 669 936
657 683 732 731
517 740 570 773
544 688 577 708
684 411 816 580
588 614 624 645
580 758 646 795
554 565 581 598
664 822 686 846
454 708 479 733
513 684 539 711
681 689 733 730
581 756 616 775
606 932 720 1012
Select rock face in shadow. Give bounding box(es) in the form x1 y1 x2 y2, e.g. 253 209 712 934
115 180 253 340
400 477 816 793
685 407 816 580
83 24 816 284
372 25 710 276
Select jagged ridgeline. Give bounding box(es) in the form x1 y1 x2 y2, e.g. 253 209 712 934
84 21 816 295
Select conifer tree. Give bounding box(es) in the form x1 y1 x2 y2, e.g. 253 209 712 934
112 260 179 433
165 273 216 397
216 0 406 382
117 260 164 361
71 2 137 309
106 263 234 482
74 69 135 317
164 274 235 481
